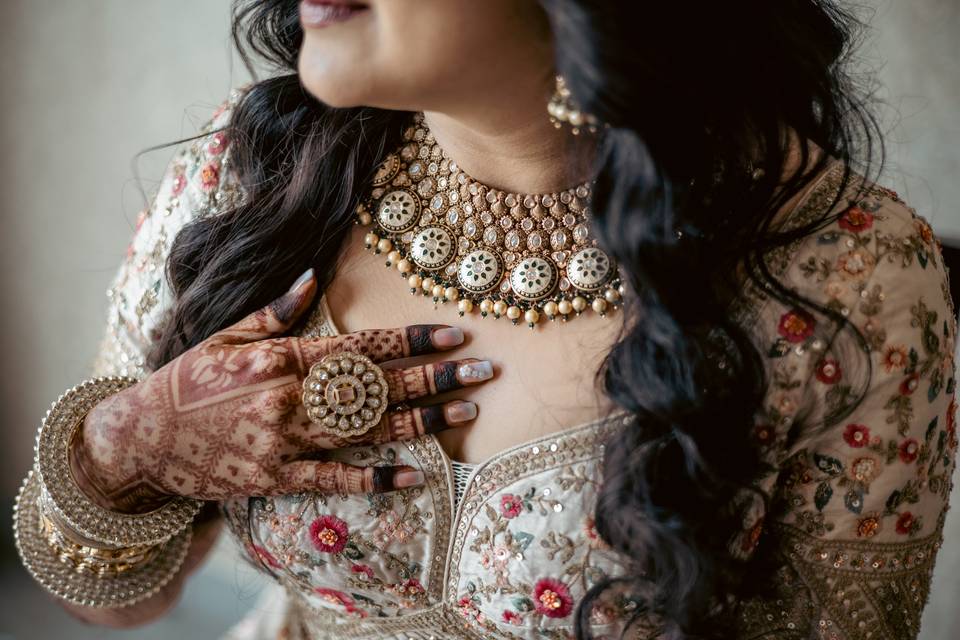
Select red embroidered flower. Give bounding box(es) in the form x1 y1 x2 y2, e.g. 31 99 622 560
899 373 920 396
583 516 602 547
532 578 573 618
500 494 524 519
843 423 871 448
398 578 425 596
895 512 916 535
350 563 374 580
207 131 228 156
309 515 349 553
898 439 920 463
200 161 220 191
915 219 934 245
838 205 874 233
502 610 522 625
882 346 909 372
171 172 187 197
777 309 816 343
815 359 842 384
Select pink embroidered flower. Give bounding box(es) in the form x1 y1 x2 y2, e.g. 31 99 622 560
836 249 876 280
350 563 374 580
200 160 220 191
502 610 522 625
171 171 187 197
882 345 909 372
532 578 573 618
843 423 870 448
309 515 349 554
246 543 282 569
314 587 367 618
895 512 916 535
207 131 228 155
815 358 842 384
899 373 920 396
838 205 874 233
583 516 603 548
847 457 879 484
898 439 920 464
394 578 425 597
500 493 524 519
777 309 815 343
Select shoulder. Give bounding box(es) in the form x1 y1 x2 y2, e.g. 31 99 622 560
93 87 250 376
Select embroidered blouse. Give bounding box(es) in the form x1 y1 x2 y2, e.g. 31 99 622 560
88 90 958 640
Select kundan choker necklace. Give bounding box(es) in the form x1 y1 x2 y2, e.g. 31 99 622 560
356 113 623 329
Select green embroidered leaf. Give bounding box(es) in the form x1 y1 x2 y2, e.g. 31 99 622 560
844 488 865 514
926 416 939 443
929 368 943 403
917 248 929 269
886 489 903 513
512 596 534 612
947 376 956 395
343 541 364 560
813 453 844 476
513 531 534 552
907 348 919 374
814 482 833 511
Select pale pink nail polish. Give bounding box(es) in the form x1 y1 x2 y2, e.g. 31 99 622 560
393 469 425 489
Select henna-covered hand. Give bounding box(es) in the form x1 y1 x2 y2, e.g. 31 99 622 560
69 269 495 513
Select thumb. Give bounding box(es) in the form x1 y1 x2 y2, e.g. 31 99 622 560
209 268 317 344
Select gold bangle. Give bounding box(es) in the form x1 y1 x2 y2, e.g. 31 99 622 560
14 469 192 608
38 509 159 577
34 376 202 547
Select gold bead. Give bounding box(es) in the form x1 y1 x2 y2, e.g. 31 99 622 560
524 309 540 326
543 301 558 319
572 296 588 313
397 258 412 274
444 286 459 301
432 284 444 299
592 298 608 314
377 238 393 254
407 274 422 291
558 300 573 315
458 299 473 314
506 306 521 320
493 300 508 317
358 210 373 226
364 232 379 249
479 299 494 315
386 250 401 266
422 277 435 293
568 111 584 127
604 288 621 303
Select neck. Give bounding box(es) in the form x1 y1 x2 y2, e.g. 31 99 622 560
423 99 595 195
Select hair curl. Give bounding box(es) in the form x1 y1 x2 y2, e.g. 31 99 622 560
150 1 884 637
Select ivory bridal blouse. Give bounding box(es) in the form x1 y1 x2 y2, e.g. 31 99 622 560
88 90 957 639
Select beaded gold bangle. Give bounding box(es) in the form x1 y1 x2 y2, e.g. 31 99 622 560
14 469 193 608
34 376 202 547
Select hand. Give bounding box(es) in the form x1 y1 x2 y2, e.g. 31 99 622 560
69 269 494 513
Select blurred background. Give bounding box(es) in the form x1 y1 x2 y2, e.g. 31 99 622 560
0 1 957 638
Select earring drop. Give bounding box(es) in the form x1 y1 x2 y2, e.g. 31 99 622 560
547 75 599 135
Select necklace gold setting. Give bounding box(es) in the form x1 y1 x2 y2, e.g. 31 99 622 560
355 114 623 328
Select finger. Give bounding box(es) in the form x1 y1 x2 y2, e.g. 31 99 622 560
300 324 465 366
208 268 317 345
365 400 478 444
383 359 494 403
271 461 424 495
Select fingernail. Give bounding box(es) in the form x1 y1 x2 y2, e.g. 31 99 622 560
289 268 315 293
458 360 493 382
393 469 425 489
446 400 478 423
432 327 464 348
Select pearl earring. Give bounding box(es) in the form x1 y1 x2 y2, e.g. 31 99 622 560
547 75 599 135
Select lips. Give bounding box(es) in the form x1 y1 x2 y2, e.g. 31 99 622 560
299 0 369 29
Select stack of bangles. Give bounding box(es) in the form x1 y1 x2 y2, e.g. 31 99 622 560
12 377 203 608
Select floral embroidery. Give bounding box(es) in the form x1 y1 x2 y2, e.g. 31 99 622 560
310 515 349 553
883 345 909 372
843 423 871 448
314 587 367 618
777 308 816 343
837 205 874 232
499 493 524 518
815 358 842 384
200 160 220 190
533 578 574 618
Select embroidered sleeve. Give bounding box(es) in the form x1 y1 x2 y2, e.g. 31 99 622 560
735 182 957 639
90 90 245 379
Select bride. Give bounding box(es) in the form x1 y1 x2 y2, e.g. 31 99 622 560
14 1 956 638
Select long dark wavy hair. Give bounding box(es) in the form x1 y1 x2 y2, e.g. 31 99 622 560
150 1 884 637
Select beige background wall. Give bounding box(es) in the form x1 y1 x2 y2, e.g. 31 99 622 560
0 1 957 638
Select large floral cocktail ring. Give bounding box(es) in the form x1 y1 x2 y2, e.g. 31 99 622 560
302 352 390 438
